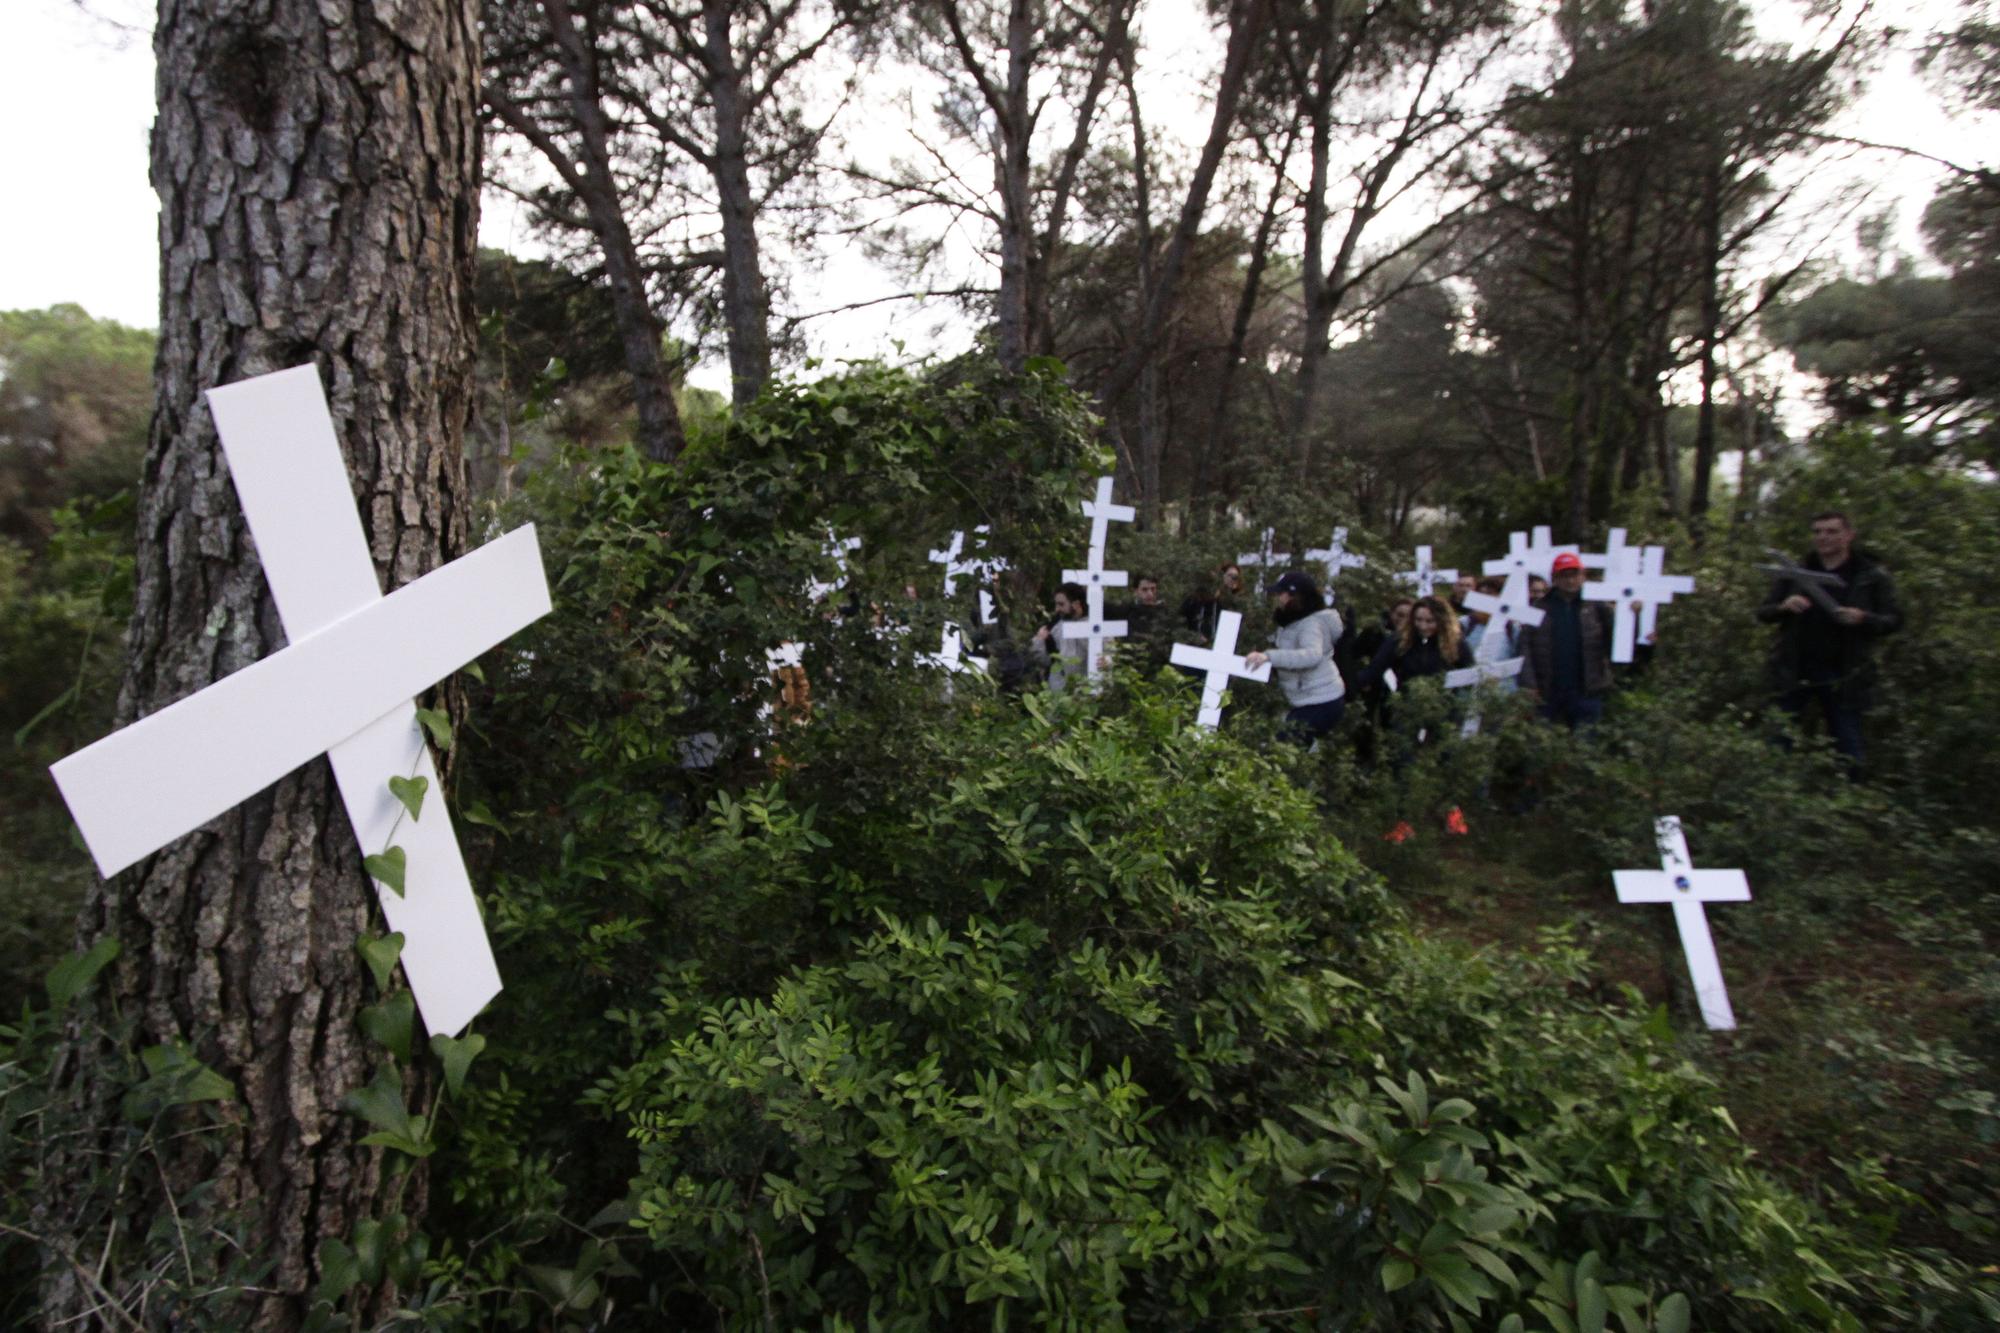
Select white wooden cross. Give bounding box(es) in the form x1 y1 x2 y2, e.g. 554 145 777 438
50 366 551 1036
1612 816 1752 1030
1397 545 1457 596
1081 475 1135 566
1582 526 1633 573
928 530 986 599
919 621 986 675
1303 526 1366 585
1584 545 1695 663
965 525 1009 624
1445 656 1524 691
1636 545 1683 647
1058 575 1128 679
809 531 862 603
1237 527 1291 595
1460 569 1544 641
1169 609 1270 729
1482 525 1579 582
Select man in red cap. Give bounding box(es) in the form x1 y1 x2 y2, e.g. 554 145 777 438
1518 550 1616 727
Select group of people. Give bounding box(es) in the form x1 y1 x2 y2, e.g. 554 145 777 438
997 510 1902 772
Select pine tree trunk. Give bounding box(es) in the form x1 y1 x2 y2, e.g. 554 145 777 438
993 0 1034 375
705 0 772 406
38 0 480 1326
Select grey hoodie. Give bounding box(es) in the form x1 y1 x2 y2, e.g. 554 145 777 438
1262 607 1346 707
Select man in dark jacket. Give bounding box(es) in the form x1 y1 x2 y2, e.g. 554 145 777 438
1757 511 1902 768
1518 552 1615 728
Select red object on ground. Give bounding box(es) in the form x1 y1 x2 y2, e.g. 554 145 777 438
1445 807 1469 836
1383 820 1414 844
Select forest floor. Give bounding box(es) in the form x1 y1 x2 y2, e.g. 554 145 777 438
1397 836 1998 1260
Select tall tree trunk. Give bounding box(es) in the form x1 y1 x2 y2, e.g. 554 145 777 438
992 0 1034 374
1197 126 1293 532
1292 39 1334 472
1688 160 1724 535
1097 0 1271 407
704 0 771 405
543 0 684 461
1121 40 1164 527
38 0 480 1325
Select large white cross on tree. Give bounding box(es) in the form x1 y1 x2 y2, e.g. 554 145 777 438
1613 816 1752 1030
1169 609 1270 728
51 367 550 1036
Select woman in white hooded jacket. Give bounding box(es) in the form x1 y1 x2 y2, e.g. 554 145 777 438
1244 570 1347 745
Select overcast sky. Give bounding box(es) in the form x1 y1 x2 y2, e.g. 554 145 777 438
3 0 1987 392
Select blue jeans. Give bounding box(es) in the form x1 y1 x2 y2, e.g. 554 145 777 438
1281 697 1346 747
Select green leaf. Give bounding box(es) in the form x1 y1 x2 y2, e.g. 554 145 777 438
430 1031 486 1097
1577 1276 1609 1333
1655 1293 1691 1333
344 1067 417 1138
315 1237 361 1306
45 937 120 1010
356 933 405 992
344 1069 436 1159
388 774 428 822
352 1217 390 1284
462 800 512 835
414 707 453 751
364 847 407 897
359 991 415 1062
459 659 486 684
122 1041 236 1120
1381 1257 1417 1292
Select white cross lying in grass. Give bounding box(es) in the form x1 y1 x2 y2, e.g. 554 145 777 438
1169 609 1270 728
1612 816 1752 1031
50 367 551 1036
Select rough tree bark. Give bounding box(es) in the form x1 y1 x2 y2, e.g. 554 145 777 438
38 0 481 1326
702 0 774 405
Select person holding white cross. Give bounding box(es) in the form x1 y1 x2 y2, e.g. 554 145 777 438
1517 551 1615 729
1028 581 1093 691
1241 570 1347 747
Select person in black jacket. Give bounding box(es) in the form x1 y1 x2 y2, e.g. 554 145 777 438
1180 562 1243 646
1361 596 1473 690
1757 510 1902 769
